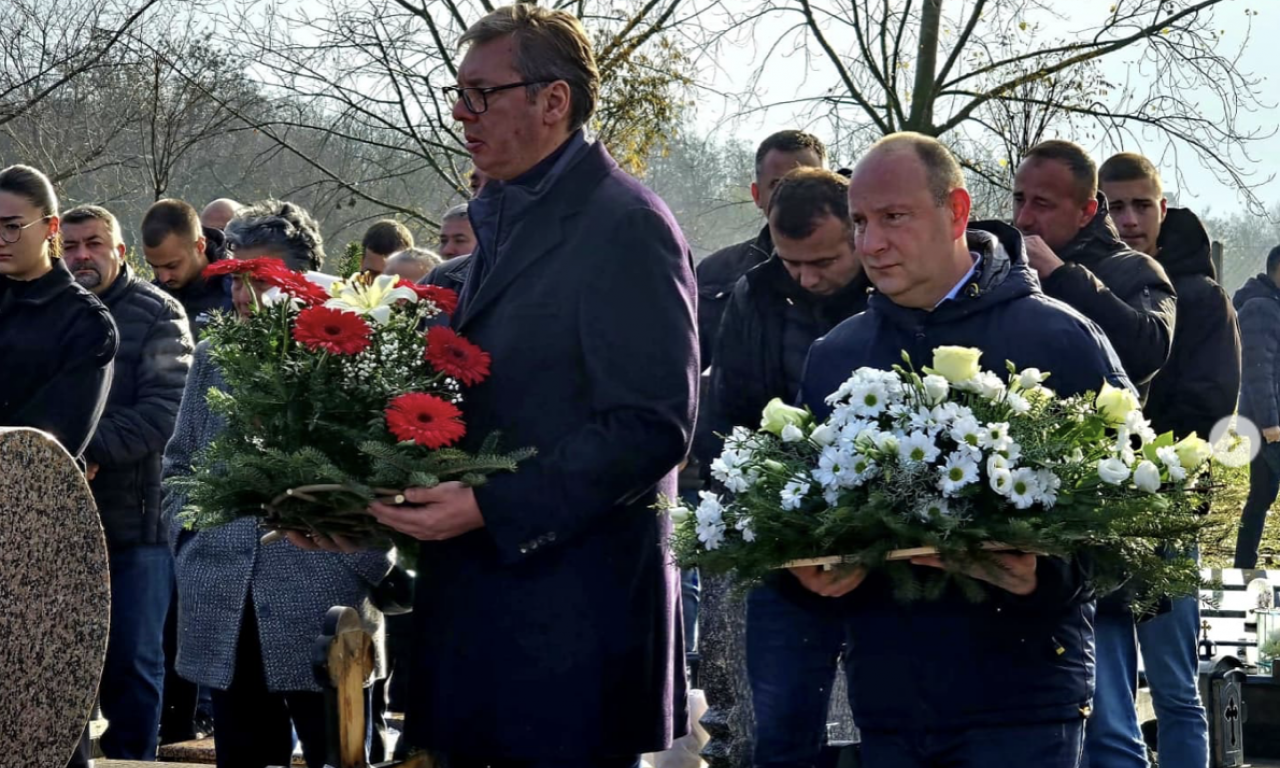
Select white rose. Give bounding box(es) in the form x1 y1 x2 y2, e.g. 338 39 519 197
809 423 836 446
781 423 805 443
1174 434 1214 472
930 346 983 384
1133 460 1162 493
1095 382 1140 426
922 374 950 404
1017 368 1048 389
1097 457 1131 485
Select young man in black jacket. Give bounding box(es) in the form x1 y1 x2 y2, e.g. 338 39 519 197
1236 246 1280 567
62 205 193 761
1097 152 1241 768
796 132 1129 768
1013 142 1177 768
142 198 233 339
700 167 868 767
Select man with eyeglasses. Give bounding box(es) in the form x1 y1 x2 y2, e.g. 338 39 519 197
290 6 698 768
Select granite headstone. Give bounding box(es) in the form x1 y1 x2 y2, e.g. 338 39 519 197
0 428 111 766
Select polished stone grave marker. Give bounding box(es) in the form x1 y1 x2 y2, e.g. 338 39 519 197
0 428 111 767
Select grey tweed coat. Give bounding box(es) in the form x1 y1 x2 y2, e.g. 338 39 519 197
163 340 392 693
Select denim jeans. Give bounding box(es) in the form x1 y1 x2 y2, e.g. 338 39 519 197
860 720 1085 767
1083 610 1148 768
99 544 173 759
746 581 851 768
1137 596 1208 768
1236 441 1280 568
681 568 700 653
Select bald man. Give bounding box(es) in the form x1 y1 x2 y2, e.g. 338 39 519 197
200 198 242 231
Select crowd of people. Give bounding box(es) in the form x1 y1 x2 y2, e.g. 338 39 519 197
1 3 1279 767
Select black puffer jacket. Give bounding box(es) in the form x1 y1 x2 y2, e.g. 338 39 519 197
161 226 232 339
695 225 771 367
695 255 870 468
1041 193 1176 394
1236 273 1280 430
86 265 193 549
1143 208 1240 440
0 259 117 457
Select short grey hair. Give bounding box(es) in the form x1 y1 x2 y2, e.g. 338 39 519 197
442 203 469 223
459 4 600 131
224 199 324 272
867 132 966 206
61 205 125 248
388 247 443 271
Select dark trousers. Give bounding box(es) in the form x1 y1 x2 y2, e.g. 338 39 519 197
99 544 172 759
209 607 329 768
859 720 1086 767
746 581 852 768
446 756 640 768
1236 442 1280 568
160 581 200 743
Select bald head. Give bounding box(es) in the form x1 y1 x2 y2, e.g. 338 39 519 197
201 198 242 231
861 132 966 205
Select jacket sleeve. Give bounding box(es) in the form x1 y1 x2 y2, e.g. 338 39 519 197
10 309 118 458
1158 283 1241 439
164 343 216 557
695 281 756 469
475 206 698 563
86 301 194 467
1042 261 1176 386
1239 301 1280 429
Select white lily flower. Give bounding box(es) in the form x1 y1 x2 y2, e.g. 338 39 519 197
325 274 419 325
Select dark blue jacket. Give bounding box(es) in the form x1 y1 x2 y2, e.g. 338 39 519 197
86 265 193 550
797 222 1129 732
1235 272 1280 430
405 135 696 760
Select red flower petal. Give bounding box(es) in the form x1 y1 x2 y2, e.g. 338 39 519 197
292 306 372 355
425 326 490 386
202 257 290 281
396 280 459 315
385 393 466 448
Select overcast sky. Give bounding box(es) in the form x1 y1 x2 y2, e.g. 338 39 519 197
687 0 1280 215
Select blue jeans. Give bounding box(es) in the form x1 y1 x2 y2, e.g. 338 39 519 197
1236 442 1280 568
860 720 1085 767
1137 596 1208 768
681 568 700 653
100 544 173 759
1083 610 1148 768
746 581 851 768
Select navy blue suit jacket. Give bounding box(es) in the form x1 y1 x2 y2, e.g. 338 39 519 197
405 140 697 760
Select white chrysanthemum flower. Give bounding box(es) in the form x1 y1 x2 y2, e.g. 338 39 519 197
780 475 813 511
979 422 1013 453
1005 391 1031 415
898 430 941 464
849 380 891 417
724 426 755 450
989 467 1013 495
1124 411 1158 445
932 401 965 425
922 374 950 405
1097 457 1131 485
1034 469 1061 507
1008 467 1040 509
694 492 727 550
848 453 879 486
735 515 757 543
908 407 944 434
949 415 983 452
916 496 952 521
1157 445 1187 482
823 487 841 506
815 446 852 489
938 451 980 495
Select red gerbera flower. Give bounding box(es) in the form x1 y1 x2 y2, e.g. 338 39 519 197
292 306 372 355
203 257 289 281
385 393 466 448
425 326 491 385
267 269 331 306
396 280 459 315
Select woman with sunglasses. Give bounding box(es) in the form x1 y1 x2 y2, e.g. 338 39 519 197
0 163 117 460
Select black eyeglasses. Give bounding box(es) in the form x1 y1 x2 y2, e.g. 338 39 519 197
0 216 51 245
442 81 552 115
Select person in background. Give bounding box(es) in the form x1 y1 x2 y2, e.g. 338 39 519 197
422 203 474 295
143 198 233 339
164 199 392 768
361 219 415 277
385 247 442 283
1012 141 1177 768
200 198 242 231
0 165 118 768
1097 151 1240 768
1235 245 1280 568
62 204 194 761
469 167 488 197
702 167 869 768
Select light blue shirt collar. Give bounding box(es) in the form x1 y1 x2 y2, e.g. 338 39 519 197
936 251 982 308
